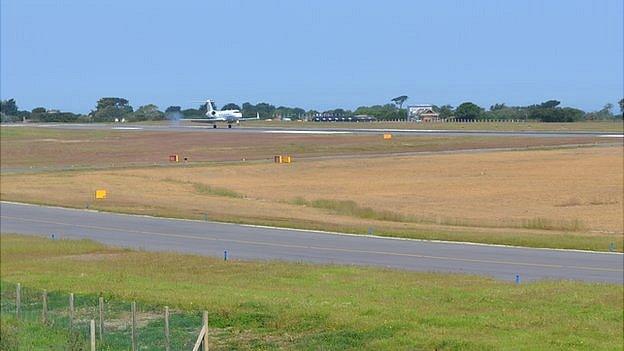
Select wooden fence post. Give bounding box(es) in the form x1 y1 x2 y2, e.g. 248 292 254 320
164 306 170 351
98 296 104 341
90 319 96 351
42 289 48 324
16 283 21 319
131 302 137 351
69 293 75 330
202 311 209 351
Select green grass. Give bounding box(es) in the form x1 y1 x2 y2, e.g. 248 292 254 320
290 197 407 222
162 177 246 198
192 182 245 198
291 197 589 233
0 125 110 140
1 234 622 350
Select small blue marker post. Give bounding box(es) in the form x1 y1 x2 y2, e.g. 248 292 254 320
224 250 228 261
515 274 520 284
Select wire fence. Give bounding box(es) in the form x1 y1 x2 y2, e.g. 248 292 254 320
0 281 210 350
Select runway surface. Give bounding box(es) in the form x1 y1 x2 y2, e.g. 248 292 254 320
11 122 624 138
2 202 622 283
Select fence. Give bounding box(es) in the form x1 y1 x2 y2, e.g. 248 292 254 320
305 119 531 123
0 282 210 350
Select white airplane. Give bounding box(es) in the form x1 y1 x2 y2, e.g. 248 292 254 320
184 99 259 128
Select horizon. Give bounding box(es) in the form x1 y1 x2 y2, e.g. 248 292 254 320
1 0 623 113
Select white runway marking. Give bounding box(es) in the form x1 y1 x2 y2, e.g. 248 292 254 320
600 134 623 138
263 130 353 134
112 127 143 130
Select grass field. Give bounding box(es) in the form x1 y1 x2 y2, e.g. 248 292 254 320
1 234 622 350
241 120 624 132
1 126 614 172
2 146 622 251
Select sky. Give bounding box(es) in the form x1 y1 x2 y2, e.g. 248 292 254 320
1 0 622 113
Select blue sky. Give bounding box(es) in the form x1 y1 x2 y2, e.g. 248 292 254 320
1 0 622 113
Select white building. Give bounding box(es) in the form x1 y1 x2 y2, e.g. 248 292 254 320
408 104 440 122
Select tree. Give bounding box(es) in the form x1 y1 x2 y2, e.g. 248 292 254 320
484 107 525 120
455 102 484 120
391 95 408 109
539 100 561 109
221 103 241 111
490 103 506 111
434 104 454 119
584 103 615 120
619 98 624 116
31 107 47 114
92 97 133 122
165 106 181 113
354 104 401 120
131 104 165 121
96 97 130 110
198 103 208 115
530 107 583 122
182 108 203 118
0 99 18 116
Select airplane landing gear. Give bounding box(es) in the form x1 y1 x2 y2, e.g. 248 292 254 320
228 124 232 128
213 124 217 129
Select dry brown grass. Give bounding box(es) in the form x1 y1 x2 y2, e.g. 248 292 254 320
1 146 622 250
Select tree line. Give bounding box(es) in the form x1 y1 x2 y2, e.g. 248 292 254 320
1 96 623 123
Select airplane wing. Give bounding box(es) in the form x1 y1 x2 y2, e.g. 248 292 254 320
239 112 260 121
181 117 225 123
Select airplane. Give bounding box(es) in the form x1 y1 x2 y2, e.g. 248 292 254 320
183 99 259 128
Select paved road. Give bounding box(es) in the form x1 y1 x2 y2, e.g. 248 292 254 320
2 202 622 283
9 122 623 138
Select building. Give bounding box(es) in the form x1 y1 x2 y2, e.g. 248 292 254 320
408 104 440 122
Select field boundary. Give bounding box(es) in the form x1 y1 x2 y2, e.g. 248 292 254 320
2 200 621 256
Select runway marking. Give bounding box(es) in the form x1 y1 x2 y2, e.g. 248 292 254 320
112 127 143 130
2 215 622 273
263 130 352 134
600 135 623 138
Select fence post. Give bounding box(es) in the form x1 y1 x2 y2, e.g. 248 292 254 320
90 319 96 351
69 293 75 330
164 306 170 351
98 296 104 341
16 283 21 319
202 311 209 351
42 289 48 324
131 302 137 351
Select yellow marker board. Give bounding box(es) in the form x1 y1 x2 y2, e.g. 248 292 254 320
95 190 107 199
383 133 392 140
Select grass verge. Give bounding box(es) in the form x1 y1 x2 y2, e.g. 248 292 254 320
1 234 622 350
290 197 588 232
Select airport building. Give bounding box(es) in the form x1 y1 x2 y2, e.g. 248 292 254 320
408 105 440 122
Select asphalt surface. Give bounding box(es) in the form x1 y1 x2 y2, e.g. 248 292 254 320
2 202 622 283
10 122 624 137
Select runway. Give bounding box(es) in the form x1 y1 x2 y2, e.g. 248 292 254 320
11 122 623 138
2 202 622 284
